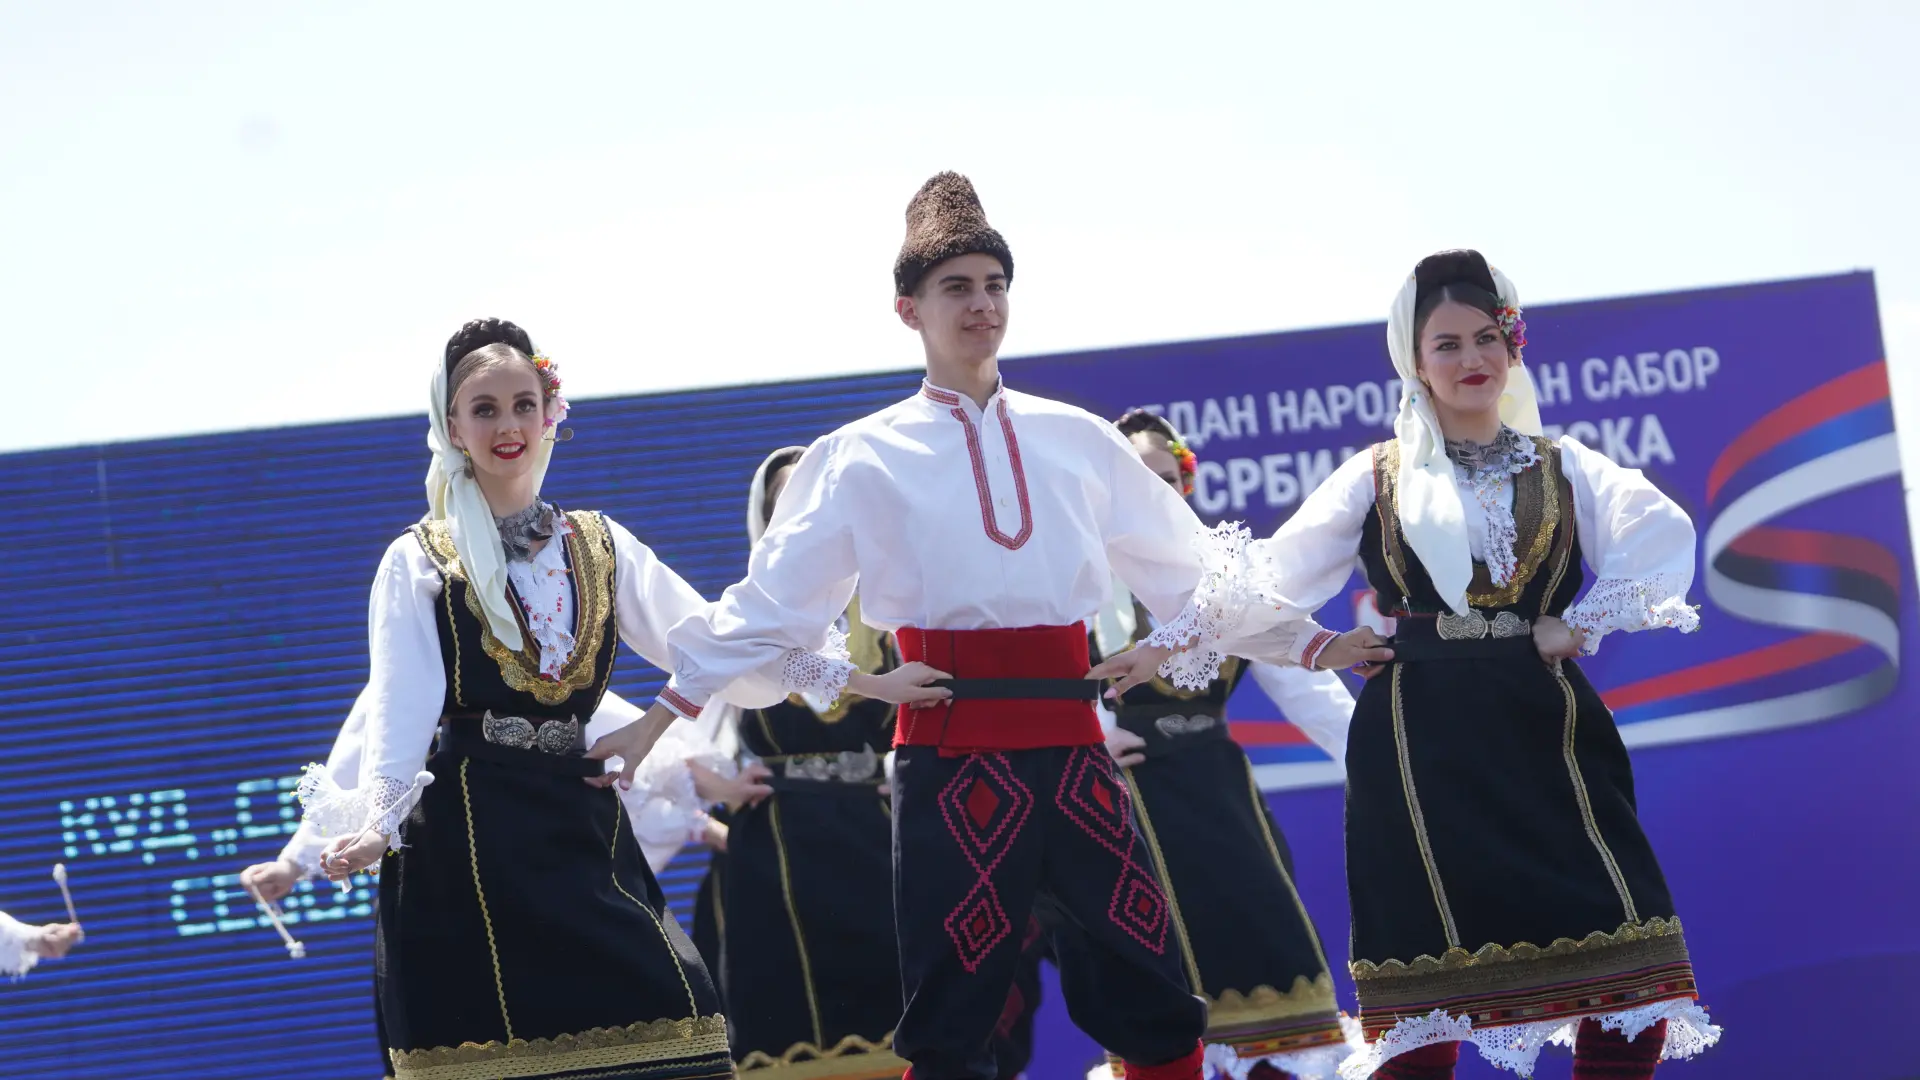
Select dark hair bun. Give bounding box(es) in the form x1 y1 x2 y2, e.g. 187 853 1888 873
1114 407 1183 444
444 318 534 372
1413 250 1497 304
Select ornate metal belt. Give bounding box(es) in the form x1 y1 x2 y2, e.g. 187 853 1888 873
778 745 881 784
480 711 582 756
1152 713 1218 738
1115 710 1231 759
1436 609 1532 641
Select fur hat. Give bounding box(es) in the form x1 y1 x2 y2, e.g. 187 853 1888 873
893 171 1014 297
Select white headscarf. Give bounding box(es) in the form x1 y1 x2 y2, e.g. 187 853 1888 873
1386 261 1544 615
746 446 807 546
425 357 558 652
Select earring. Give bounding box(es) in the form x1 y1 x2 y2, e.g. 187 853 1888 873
460 447 474 478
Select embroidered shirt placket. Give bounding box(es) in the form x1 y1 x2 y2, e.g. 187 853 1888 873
925 386 1033 551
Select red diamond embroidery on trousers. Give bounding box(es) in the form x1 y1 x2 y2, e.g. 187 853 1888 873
1055 747 1170 954
936 754 1035 972
966 777 1001 829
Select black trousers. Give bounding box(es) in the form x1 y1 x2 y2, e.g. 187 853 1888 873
892 745 1206 1079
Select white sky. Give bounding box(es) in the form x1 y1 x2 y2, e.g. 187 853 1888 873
4 0 1917 464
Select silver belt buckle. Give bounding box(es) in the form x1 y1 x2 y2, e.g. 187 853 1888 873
481 710 580 755
782 744 880 783
1152 713 1218 738
1436 610 1532 641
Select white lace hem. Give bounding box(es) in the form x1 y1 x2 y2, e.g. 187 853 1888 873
781 629 856 707
1204 1014 1365 1079
1337 999 1720 1079
294 767 435 852
1145 522 1259 691
1562 573 1702 655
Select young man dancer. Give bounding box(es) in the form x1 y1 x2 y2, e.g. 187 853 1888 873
588 172 1391 1080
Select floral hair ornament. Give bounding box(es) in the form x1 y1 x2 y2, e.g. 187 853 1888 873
1168 436 1198 496
531 351 571 432
1493 303 1528 355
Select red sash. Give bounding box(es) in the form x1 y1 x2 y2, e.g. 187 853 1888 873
893 624 1105 754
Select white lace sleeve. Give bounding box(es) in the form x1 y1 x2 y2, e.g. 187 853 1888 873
780 625 856 705
1139 522 1270 689
0 910 38 978
1560 437 1701 654
295 770 433 852
1208 450 1377 670
294 536 446 850
1562 574 1701 653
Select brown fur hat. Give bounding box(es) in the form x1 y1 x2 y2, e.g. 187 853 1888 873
893 171 1014 297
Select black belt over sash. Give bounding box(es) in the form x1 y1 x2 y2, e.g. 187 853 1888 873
933 678 1106 700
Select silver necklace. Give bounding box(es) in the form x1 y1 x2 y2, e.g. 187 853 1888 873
495 501 558 562
1444 425 1531 479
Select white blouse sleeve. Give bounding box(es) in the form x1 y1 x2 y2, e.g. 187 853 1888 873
279 688 373 876
296 535 447 848
617 718 735 873
605 515 844 717
1248 662 1355 769
662 438 862 711
1226 449 1378 667
1558 437 1702 654
0 909 39 977
1094 424 1322 690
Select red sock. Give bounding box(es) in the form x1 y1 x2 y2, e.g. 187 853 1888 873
1375 1040 1459 1080
1122 1043 1205 1080
1573 1018 1667 1079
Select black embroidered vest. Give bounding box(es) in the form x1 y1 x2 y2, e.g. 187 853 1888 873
1360 436 1583 621
411 510 620 722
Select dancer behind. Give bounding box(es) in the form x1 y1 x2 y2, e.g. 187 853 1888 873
1093 410 1356 1080
0 909 82 977
590 172 1353 1080
1237 252 1719 1079
296 317 900 1080
692 446 912 1079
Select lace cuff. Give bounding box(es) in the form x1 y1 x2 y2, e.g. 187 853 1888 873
294 767 434 853
781 634 856 707
1562 573 1701 655
1143 522 1259 691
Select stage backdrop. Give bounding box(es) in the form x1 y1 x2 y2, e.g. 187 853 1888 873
0 272 1911 1079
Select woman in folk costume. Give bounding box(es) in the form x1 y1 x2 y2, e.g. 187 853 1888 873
1227 252 1719 1079
296 317 844 1080
241 691 688 1080
1091 410 1358 1080
689 445 913 1079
